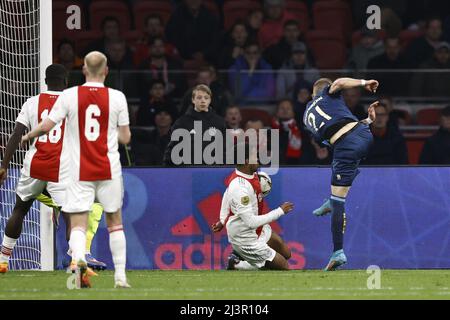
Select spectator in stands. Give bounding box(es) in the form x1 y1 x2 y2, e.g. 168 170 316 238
409 42 450 97
258 0 298 49
84 16 122 55
343 88 367 120
54 39 84 87
133 109 173 166
263 20 305 70
405 16 443 68
180 65 233 116
293 80 312 125
105 39 134 71
224 105 243 131
228 42 275 104
363 103 409 165
271 100 303 165
245 118 269 153
246 9 264 42
299 137 332 165
138 37 186 99
419 105 450 164
276 42 319 100
218 22 249 69
165 0 220 62
134 14 178 66
367 37 410 96
378 95 409 129
136 79 179 127
347 28 384 72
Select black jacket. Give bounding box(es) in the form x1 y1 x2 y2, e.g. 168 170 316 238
163 106 227 166
363 127 409 165
419 128 450 165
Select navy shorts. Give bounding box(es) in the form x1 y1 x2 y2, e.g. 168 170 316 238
331 123 373 187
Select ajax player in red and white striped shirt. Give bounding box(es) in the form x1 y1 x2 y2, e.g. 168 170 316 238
22 52 132 288
0 64 70 273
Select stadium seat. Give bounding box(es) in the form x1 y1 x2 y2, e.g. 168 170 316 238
133 1 173 31
286 0 309 33
53 1 86 39
305 30 346 69
416 108 441 126
74 30 103 53
406 139 425 165
240 108 273 127
312 1 352 37
89 1 131 31
399 29 424 49
351 29 386 47
223 1 262 30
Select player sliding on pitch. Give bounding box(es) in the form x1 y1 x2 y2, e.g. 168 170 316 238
303 77 380 271
212 143 294 270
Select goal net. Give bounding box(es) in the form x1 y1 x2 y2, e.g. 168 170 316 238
0 0 53 270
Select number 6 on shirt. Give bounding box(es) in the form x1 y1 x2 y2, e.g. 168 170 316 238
85 104 100 141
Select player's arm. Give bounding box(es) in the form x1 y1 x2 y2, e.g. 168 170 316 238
212 189 230 232
329 77 379 94
360 101 380 125
21 117 57 145
118 125 131 145
0 123 27 185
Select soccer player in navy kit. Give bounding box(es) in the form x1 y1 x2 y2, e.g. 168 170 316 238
303 77 380 271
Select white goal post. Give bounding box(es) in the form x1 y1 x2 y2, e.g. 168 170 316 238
0 0 54 271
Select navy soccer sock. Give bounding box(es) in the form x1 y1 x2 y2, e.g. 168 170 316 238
330 195 346 252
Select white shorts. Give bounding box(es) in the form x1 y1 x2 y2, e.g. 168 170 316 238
16 174 67 207
62 177 123 213
231 225 276 269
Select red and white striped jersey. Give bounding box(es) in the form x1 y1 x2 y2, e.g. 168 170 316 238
17 91 68 182
48 82 129 181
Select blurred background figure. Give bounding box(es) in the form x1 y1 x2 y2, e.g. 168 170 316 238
419 106 450 164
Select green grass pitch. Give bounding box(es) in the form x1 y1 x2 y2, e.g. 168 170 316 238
1 270 450 299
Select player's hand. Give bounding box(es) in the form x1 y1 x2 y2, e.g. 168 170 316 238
211 221 224 233
368 101 380 122
280 202 294 214
21 133 30 146
0 168 7 186
364 80 379 93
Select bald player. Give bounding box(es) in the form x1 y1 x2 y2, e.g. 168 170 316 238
22 52 131 288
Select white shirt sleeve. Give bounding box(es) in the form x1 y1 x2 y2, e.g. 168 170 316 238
229 180 284 229
48 92 69 124
16 99 31 129
219 188 230 224
116 91 129 126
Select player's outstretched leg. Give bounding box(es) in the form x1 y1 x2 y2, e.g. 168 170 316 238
267 231 291 260
324 195 348 271
85 203 107 271
264 253 290 270
105 210 130 288
0 195 34 273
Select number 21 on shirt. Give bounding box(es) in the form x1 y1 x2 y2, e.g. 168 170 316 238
306 105 332 132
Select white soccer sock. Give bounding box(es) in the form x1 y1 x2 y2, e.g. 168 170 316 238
0 235 18 263
234 260 258 271
69 228 86 264
108 225 127 282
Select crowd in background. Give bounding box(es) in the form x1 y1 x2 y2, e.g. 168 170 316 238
53 0 450 166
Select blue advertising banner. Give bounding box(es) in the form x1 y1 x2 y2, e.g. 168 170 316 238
55 167 450 270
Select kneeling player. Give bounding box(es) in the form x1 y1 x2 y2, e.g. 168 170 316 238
212 145 294 270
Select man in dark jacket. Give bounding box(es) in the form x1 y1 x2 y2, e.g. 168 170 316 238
420 105 450 164
363 104 408 165
164 84 227 166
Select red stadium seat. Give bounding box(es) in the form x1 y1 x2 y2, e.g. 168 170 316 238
399 29 424 49
240 108 273 127
313 1 352 37
89 1 131 31
53 1 86 39
306 30 346 69
416 108 441 126
223 1 262 30
406 139 425 165
286 0 309 33
133 1 173 32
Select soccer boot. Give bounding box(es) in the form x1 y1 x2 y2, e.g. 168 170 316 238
313 199 332 217
114 279 132 288
227 252 240 270
72 260 98 288
0 262 8 273
324 249 347 271
86 253 107 271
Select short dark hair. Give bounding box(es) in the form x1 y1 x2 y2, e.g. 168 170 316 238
101 16 120 29
284 19 299 29
45 64 67 87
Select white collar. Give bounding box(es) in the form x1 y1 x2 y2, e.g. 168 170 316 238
235 169 255 180
44 90 62 95
83 82 105 87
